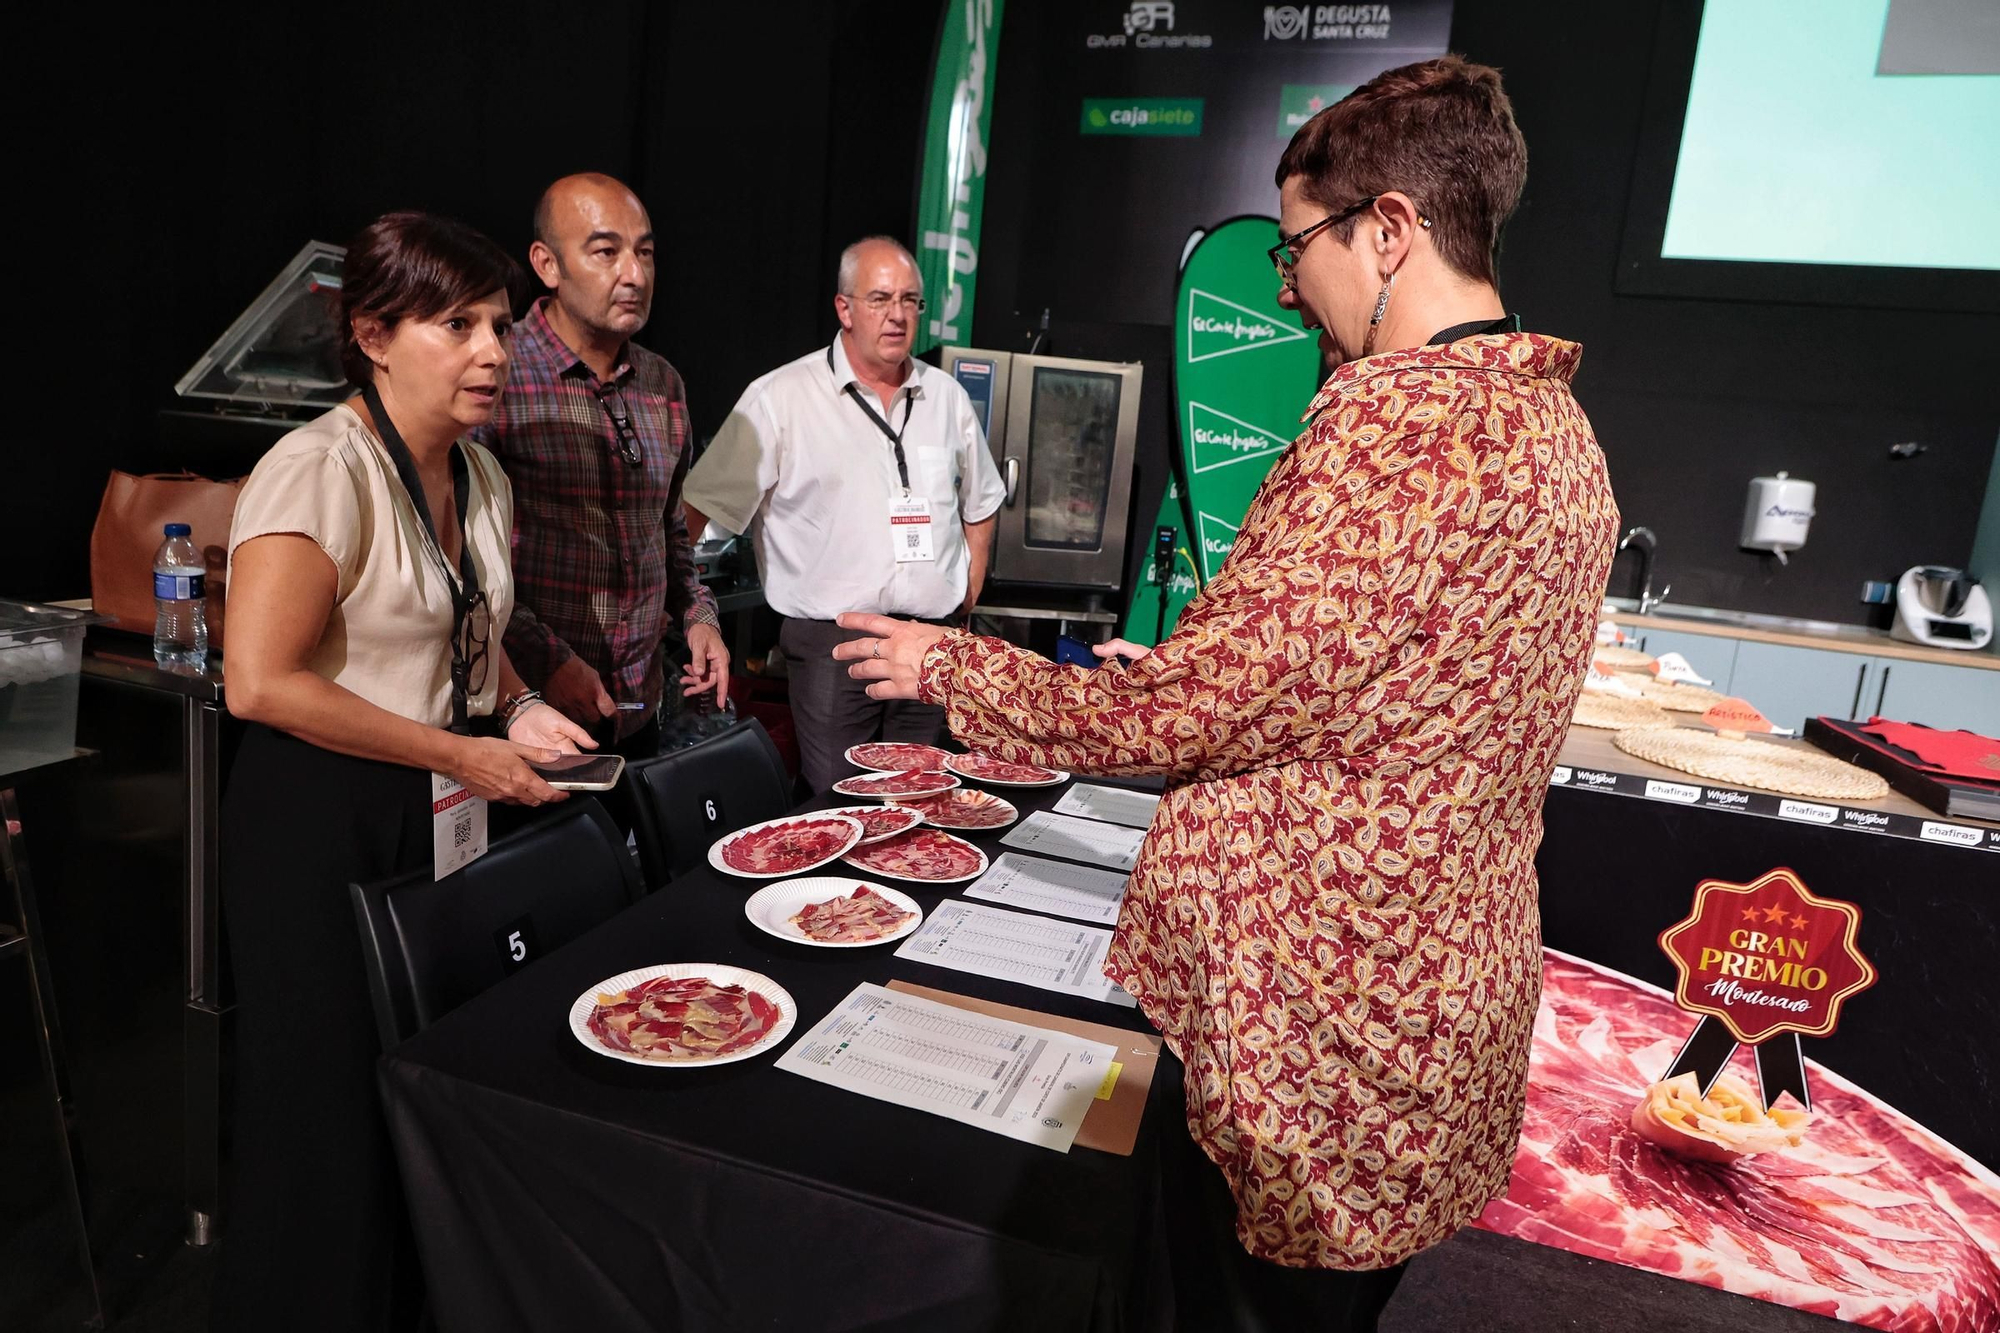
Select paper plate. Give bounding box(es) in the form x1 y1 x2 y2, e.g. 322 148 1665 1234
743 877 925 949
890 788 1020 830
820 803 926 844
570 963 797 1067
708 813 864 878
843 829 990 883
943 753 1069 787
830 770 961 800
844 742 952 773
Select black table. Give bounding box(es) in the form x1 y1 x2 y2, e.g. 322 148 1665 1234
380 778 1175 1333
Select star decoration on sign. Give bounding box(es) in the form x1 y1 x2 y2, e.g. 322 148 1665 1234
1307 95 1324 111
1761 903 1790 924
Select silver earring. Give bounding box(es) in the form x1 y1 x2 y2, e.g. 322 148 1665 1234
1361 273 1395 357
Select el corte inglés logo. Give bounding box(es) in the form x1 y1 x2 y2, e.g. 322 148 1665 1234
1184 289 1308 362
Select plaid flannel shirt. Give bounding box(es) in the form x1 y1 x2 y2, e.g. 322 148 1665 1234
470 298 718 738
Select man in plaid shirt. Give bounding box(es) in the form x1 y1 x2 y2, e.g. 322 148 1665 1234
470 173 725 778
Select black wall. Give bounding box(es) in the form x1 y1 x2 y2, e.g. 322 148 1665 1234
13 1 935 603
14 1 1998 628
970 0 2000 627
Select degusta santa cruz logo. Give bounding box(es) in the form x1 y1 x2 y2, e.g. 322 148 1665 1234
1264 4 1396 41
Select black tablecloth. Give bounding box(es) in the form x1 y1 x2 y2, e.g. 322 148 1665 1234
380 778 1176 1333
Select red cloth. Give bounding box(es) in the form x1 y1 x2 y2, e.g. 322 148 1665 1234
1858 718 2000 782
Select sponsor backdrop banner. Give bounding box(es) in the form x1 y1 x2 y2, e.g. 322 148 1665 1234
1022 1 1453 331
1121 217 1319 645
915 0 1004 356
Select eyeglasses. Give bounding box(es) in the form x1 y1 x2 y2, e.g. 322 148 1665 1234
452 588 491 704
590 381 644 468
1268 195 1432 287
849 293 927 316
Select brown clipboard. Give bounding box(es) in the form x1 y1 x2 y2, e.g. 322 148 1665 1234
886 981 1164 1156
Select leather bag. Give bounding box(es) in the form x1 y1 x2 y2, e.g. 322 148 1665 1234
89 470 243 645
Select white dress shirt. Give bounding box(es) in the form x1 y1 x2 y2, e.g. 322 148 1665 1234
685 336 1007 621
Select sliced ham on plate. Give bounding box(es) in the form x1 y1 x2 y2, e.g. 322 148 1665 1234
846 742 952 773
844 828 988 882
831 770 961 800
822 804 925 843
891 788 1019 830
713 815 862 877
943 753 1067 787
788 885 918 943
586 976 781 1062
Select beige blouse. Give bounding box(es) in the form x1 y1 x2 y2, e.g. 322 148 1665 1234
228 404 515 730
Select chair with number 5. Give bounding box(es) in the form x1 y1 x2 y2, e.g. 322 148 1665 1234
349 798 642 1049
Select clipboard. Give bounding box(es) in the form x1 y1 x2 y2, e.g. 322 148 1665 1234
886 981 1163 1156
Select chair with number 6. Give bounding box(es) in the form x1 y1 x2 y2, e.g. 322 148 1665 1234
625 717 794 889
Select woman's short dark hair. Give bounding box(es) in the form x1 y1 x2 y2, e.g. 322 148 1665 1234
1274 56 1527 288
339 211 524 386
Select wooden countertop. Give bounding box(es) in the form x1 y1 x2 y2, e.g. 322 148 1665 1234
1607 611 2000 671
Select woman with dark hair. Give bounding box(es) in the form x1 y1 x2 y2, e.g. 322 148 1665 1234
836 57 1620 1330
214 211 594 1330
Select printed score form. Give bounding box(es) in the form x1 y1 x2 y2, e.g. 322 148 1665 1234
1001 811 1145 871
775 983 1118 1152
895 900 1134 1006
1052 783 1162 830
964 852 1128 926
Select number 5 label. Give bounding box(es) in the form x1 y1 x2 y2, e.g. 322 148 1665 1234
493 915 540 975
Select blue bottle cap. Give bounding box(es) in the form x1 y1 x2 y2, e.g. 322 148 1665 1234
165 523 191 536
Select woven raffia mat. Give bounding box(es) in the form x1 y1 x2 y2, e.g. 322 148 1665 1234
1592 645 1656 671
1628 678 1729 712
1573 694 1677 730
1613 729 1890 801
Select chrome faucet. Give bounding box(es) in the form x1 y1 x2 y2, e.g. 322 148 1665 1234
1616 526 1670 614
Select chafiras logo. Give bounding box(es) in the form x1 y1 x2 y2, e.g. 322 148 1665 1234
1080 97 1204 136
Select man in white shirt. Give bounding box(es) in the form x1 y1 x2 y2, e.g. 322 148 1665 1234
684 237 1005 792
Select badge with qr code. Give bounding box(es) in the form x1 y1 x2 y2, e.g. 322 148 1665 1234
888 494 936 562
431 772 489 880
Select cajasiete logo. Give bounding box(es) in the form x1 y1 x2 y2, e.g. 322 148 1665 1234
1088 0 1213 48
1264 4 1396 41
1080 98 1204 136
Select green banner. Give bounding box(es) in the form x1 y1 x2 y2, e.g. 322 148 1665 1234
914 0 1004 356
1121 217 1322 645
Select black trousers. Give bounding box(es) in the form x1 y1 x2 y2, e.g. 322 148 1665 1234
1160 1055 1408 1332
778 617 947 793
211 725 429 1332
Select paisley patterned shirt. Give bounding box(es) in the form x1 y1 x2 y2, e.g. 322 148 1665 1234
919 334 1619 1269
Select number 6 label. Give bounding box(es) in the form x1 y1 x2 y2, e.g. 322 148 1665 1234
700 792 725 829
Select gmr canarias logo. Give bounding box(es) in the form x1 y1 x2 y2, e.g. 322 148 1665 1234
1123 1 1173 33
1089 0 1212 48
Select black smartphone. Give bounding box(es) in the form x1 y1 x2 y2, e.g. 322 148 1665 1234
526 753 627 791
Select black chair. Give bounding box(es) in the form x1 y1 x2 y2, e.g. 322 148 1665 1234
626 717 793 889
349 797 642 1049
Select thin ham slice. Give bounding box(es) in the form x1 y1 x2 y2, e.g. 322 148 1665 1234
788 885 916 943
587 976 780 1061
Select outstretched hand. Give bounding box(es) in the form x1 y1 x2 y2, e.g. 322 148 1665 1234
832 613 951 701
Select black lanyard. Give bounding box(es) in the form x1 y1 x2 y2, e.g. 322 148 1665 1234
829 344 914 492
361 381 482 733
1429 313 1521 344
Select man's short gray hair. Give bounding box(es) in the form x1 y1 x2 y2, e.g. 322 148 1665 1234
836 236 922 296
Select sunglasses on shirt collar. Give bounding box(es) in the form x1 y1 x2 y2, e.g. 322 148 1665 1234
589 381 644 468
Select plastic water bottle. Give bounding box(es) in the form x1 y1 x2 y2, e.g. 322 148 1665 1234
152 523 209 672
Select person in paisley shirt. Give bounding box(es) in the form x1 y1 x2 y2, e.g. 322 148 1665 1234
836 57 1619 1330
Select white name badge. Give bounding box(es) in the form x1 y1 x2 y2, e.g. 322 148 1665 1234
432 772 488 880
889 494 936 562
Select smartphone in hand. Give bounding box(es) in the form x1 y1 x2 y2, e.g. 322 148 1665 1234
526 753 627 791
